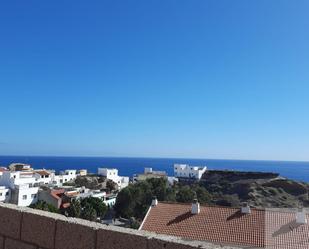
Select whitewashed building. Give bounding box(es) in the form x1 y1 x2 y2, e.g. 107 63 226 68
174 164 207 180
34 170 53 185
98 168 129 189
52 170 77 186
0 186 11 203
0 171 39 206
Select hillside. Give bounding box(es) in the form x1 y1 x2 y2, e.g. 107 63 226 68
200 170 309 208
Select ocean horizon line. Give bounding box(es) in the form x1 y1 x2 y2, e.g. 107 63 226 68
0 154 308 164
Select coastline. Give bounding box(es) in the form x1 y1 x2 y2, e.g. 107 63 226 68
1 155 309 182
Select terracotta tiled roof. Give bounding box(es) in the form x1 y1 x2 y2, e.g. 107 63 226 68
51 189 65 200
65 191 79 197
20 172 35 176
265 210 309 249
140 202 309 249
35 170 51 176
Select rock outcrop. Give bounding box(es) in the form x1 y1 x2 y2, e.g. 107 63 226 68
201 170 309 208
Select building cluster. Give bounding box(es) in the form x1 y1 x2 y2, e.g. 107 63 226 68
0 162 208 210
0 163 122 209
0 163 81 207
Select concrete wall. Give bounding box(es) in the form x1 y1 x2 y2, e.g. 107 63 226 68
0 202 245 249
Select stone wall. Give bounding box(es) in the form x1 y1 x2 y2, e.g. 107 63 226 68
0 202 245 249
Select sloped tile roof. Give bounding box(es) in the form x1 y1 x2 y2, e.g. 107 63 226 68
265 209 309 249
140 202 309 249
34 170 51 176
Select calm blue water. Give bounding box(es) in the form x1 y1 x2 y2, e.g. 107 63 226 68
0 156 309 182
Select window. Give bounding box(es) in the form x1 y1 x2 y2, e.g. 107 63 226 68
31 194 37 199
60 180 63 183
22 195 27 200
0 193 2 196
6 192 9 196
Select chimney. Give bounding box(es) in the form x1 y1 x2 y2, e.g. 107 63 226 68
151 196 158 207
241 202 251 214
191 199 200 214
296 208 308 224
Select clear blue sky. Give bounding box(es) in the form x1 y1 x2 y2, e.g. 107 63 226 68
1 0 309 161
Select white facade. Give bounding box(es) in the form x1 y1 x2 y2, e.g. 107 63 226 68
52 170 77 186
0 171 38 189
0 171 39 206
0 186 11 202
98 168 129 189
174 164 207 180
98 168 118 182
34 170 53 185
104 194 117 207
14 184 39 206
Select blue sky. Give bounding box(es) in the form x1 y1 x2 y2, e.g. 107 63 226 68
0 0 309 161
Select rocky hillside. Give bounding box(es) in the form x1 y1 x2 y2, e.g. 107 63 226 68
200 170 309 208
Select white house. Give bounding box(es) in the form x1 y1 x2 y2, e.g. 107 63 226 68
174 164 207 180
98 168 129 189
0 171 39 206
34 170 53 185
79 169 87 176
13 183 39 206
52 170 77 186
0 186 11 203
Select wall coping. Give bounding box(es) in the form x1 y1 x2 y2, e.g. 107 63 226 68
0 202 249 249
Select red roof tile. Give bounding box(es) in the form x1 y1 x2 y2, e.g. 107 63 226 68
35 170 51 176
51 189 65 200
265 210 309 249
140 202 309 249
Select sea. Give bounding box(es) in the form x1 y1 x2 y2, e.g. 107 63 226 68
0 156 309 183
